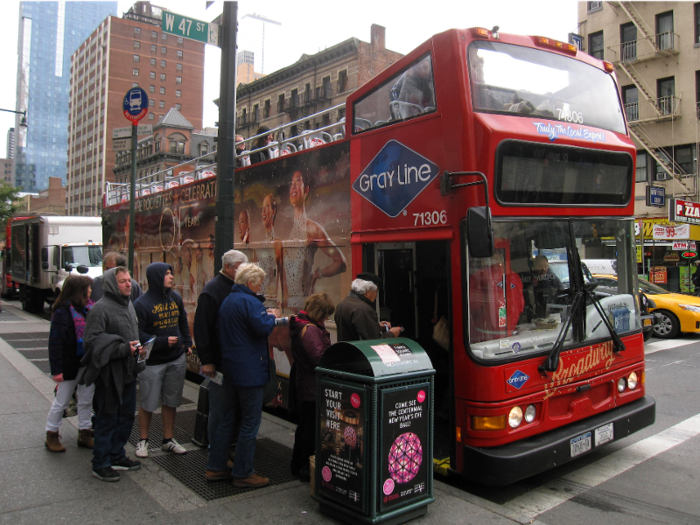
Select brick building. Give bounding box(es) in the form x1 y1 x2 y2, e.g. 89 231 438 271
235 24 402 140
112 107 216 190
1 159 13 185
15 177 66 214
66 1 204 216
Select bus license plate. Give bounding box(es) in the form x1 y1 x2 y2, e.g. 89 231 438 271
570 432 591 458
595 423 614 446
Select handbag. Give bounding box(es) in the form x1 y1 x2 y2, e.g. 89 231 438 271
432 291 450 351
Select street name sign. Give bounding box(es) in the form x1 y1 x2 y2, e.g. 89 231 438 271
162 12 219 46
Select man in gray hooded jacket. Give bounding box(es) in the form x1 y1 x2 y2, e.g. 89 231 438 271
82 267 144 482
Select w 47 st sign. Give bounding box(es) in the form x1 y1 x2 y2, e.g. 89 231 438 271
162 12 219 46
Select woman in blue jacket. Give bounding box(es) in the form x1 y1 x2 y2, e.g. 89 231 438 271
215 263 280 488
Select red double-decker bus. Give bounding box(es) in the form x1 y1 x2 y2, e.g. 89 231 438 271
105 26 655 485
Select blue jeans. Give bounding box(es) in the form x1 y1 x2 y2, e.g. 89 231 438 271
231 385 263 479
206 380 239 471
92 380 137 470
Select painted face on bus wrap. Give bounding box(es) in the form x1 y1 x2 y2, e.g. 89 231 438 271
289 171 309 207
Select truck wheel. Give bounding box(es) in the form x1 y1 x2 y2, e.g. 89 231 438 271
652 310 680 339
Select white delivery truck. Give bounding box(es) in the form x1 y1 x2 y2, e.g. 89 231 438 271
10 215 103 313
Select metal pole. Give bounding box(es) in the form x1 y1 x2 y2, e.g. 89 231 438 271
129 123 137 274
214 1 237 273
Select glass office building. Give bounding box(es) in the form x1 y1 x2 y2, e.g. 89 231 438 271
14 1 117 191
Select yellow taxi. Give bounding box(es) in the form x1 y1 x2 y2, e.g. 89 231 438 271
593 275 700 339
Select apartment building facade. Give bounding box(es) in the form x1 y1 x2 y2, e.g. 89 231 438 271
66 1 204 216
235 24 402 141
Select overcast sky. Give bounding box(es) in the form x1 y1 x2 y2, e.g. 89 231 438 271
0 0 580 158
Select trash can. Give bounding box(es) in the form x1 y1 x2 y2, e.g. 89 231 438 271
314 338 435 525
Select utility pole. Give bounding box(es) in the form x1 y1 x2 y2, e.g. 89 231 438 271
214 1 238 272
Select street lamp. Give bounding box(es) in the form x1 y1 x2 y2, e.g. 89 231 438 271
0 108 27 127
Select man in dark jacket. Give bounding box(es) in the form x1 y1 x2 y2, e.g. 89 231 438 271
133 262 192 458
91 252 142 302
193 249 247 481
82 267 143 482
335 272 402 341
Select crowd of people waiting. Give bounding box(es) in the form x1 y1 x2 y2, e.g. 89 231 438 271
44 249 399 488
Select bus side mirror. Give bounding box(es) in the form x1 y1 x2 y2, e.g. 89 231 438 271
467 206 494 258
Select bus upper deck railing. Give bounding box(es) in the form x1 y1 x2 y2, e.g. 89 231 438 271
104 104 346 206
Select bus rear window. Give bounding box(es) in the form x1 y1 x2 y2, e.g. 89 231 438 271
468 41 626 135
495 140 632 206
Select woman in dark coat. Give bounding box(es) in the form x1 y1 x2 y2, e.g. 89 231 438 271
45 275 94 452
249 126 274 165
288 292 336 481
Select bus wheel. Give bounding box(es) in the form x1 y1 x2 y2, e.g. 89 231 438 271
652 310 679 339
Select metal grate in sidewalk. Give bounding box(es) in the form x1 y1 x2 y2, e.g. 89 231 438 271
1 332 50 341
151 438 296 501
129 409 197 448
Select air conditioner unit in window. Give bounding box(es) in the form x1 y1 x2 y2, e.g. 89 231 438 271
655 171 670 181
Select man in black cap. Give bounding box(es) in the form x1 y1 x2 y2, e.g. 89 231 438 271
334 272 402 341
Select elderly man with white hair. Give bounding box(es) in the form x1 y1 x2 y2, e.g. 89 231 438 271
335 272 402 341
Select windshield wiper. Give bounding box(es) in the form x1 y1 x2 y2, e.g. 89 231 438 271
539 283 625 374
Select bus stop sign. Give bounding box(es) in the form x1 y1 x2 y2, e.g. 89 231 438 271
123 87 149 123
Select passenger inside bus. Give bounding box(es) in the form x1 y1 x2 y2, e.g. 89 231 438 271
520 255 566 320
468 251 524 344
390 54 436 119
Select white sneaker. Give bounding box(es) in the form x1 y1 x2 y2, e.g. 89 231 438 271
135 439 149 458
162 438 186 454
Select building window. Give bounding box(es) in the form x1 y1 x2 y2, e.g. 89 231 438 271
252 104 259 122
148 113 154 121
655 149 672 181
177 50 183 58
150 71 156 79
149 85 155 93
263 99 270 118
160 73 166 81
133 68 139 76
176 103 181 110
176 90 181 97
176 76 182 84
161 60 166 68
587 1 603 13
657 76 675 115
656 11 674 51
338 70 348 93
133 54 140 62
675 145 696 175
695 3 700 45
636 152 648 182
152 30 158 39
696 70 700 118
162 33 167 41
160 87 166 94
176 63 183 71
161 47 167 54
588 30 604 60
151 44 157 52
159 100 165 108
149 99 154 107
150 58 156 66
622 85 638 121
291 89 298 108
278 94 284 113
132 82 138 88
322 76 332 98
620 22 637 62
134 27 141 35
177 37 183 44
134 41 140 48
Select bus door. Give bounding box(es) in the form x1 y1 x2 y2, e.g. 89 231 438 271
375 242 418 339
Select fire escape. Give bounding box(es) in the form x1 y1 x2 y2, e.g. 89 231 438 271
605 1 691 195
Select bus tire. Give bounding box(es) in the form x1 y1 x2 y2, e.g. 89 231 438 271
652 310 680 339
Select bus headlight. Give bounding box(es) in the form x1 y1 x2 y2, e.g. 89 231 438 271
524 404 536 423
617 377 627 393
627 372 638 390
508 406 523 428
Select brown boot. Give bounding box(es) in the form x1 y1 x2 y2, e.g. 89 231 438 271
45 431 66 453
77 429 94 449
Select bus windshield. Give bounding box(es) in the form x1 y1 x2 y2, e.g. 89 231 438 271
62 246 103 268
468 41 626 135
467 218 638 361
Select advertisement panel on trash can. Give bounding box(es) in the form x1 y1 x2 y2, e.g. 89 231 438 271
379 382 431 511
318 378 368 513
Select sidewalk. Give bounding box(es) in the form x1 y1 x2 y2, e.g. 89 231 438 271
0 303 522 525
